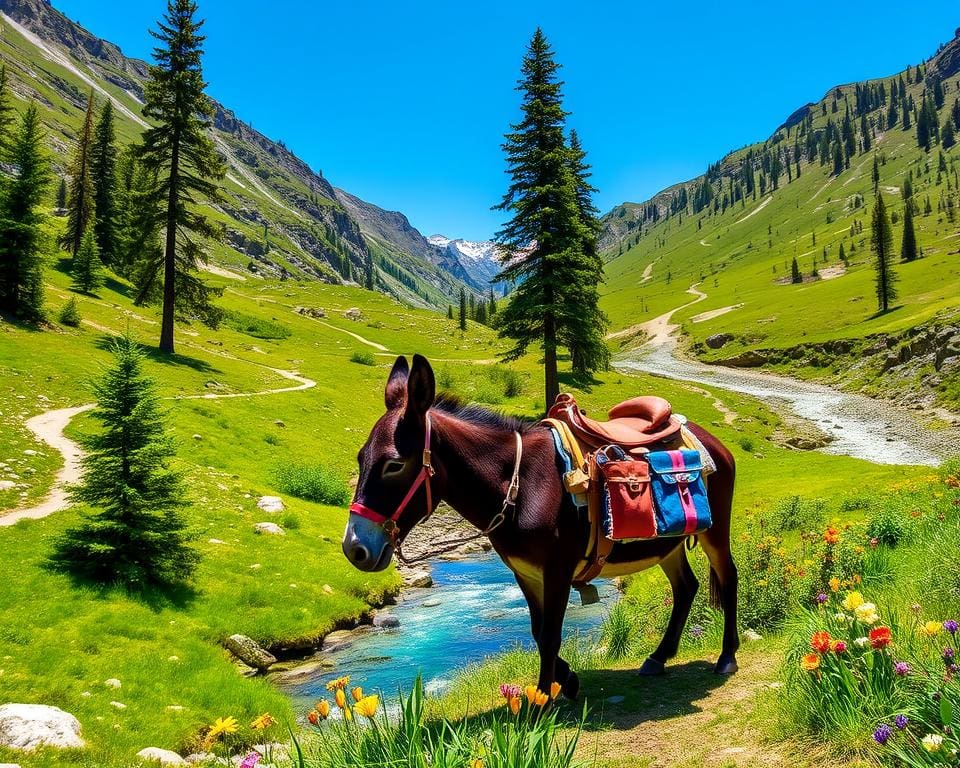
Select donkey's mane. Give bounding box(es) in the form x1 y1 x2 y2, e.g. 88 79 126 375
432 393 540 434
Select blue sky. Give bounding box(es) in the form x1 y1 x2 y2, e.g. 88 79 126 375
56 1 958 241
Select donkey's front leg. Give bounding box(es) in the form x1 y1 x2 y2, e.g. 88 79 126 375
515 572 579 700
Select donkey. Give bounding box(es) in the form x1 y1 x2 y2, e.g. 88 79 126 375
342 354 739 699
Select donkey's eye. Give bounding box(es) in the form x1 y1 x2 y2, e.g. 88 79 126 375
382 460 406 478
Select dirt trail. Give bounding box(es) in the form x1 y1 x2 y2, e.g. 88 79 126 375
607 284 706 344
733 196 772 224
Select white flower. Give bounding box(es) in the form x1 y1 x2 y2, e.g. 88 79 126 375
854 602 879 625
833 612 849 623
921 734 943 753
854 637 870 648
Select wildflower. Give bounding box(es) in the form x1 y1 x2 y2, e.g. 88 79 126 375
944 620 959 635
690 624 705 639
870 537 878 549
471 760 485 768
895 715 909 730
240 754 260 768
923 621 942 637
335 689 347 709
325 675 351 692
854 603 880 625
550 681 562 700
353 694 379 719
316 700 330 719
854 636 870 648
831 640 847 654
944 647 956 661
834 612 849 623
815 593 828 605
800 653 821 672
829 577 841 593
824 527 841 544
524 684 538 705
842 591 864 611
250 713 275 731
893 661 911 676
343 706 353 721
207 716 239 740
307 711 319 726
500 684 522 700
869 626 893 649
911 604 922 614
508 696 521 716
351 686 364 703
811 631 832 654
921 734 944 752
534 689 549 707
873 724 892 745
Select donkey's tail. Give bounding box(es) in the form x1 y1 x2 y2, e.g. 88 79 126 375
709 567 723 611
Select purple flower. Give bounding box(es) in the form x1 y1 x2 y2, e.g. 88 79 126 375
893 661 911 676
945 647 956 661
894 714 909 730
873 724 892 745
240 754 261 768
689 624 705 639
944 620 959 635
815 593 828 605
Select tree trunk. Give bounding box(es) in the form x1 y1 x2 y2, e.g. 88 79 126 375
543 312 558 414
159 130 180 355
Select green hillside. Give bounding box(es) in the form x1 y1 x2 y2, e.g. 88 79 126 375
600 31 960 409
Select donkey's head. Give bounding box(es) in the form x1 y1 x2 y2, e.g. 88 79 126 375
341 354 439 571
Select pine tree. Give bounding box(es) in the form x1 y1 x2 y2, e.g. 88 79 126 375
91 99 118 266
446 304 453 320
62 89 97 256
493 29 605 406
115 147 163 284
71 224 104 294
458 287 467 331
488 288 497 319
900 202 918 262
55 177 67 209
58 295 81 327
952 98 960 131
364 250 374 290
943 119 956 150
791 256 802 284
0 65 13 151
832 141 844 176
140 0 225 354
475 300 487 325
0 104 50 322
870 194 898 313
872 154 880 191
48 334 198 589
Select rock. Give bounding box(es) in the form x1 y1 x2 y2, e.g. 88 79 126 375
223 634 276 671
207 539 225 545
0 703 84 750
109 701 126 710
717 350 767 367
344 307 363 321
421 599 441 608
165 706 184 713
322 629 357 652
373 613 400 629
136 747 187 765
104 679 121 689
184 754 214 764
191 434 202 441
254 522 284 536
0 763 22 768
743 629 763 642
705 333 734 350
273 420 286 428
785 435 832 450
401 569 433 588
256 496 285 513
22 450 36 456
294 306 326 319
270 659 335 685
0 481 15 491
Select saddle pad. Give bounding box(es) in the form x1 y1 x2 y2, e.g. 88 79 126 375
647 449 712 536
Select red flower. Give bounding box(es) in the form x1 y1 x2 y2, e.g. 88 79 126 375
824 527 841 544
869 626 892 650
810 631 832 654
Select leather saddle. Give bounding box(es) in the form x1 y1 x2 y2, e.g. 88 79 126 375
547 392 681 454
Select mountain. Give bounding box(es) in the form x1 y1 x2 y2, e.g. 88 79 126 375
0 0 472 309
426 236 505 295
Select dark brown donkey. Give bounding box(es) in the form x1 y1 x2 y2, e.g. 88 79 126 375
342 354 739 699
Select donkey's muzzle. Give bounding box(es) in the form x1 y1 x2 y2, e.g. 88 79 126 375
342 514 393 572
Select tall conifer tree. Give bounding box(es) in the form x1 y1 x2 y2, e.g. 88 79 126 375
900 202 919 262
91 100 118 266
0 65 13 151
62 89 97 256
140 0 224 354
871 194 898 313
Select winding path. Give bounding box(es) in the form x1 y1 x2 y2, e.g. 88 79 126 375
615 287 957 466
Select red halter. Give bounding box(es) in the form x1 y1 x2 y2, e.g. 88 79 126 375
348 414 435 543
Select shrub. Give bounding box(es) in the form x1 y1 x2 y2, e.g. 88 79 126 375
349 349 376 366
737 436 755 454
866 505 911 547
279 512 301 530
736 527 794 632
769 495 826 532
222 310 290 339
601 601 638 660
437 367 455 390
485 366 523 399
58 296 81 327
274 462 349 506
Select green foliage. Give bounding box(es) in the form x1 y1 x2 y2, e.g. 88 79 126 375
91 99 118 266
601 600 639 660
58 295 81 327
349 349 376 366
737 527 794 632
866 505 910 547
70 224 104 294
274 462 350 506
737 435 755 453
0 64 12 150
900 203 918 263
871 193 898 313
48 334 198 588
768 495 825 532
0 103 49 322
62 88 97 258
221 310 290 339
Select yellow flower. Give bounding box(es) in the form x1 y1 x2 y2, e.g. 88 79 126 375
325 675 351 692
351 686 364 703
829 577 841 593
921 733 943 752
343 706 353 721
353 694 379 719
524 684 538 705
922 621 942 637
508 696 520 716
550 681 562 700
250 712 275 731
316 700 330 719
207 716 239 740
335 688 347 709
841 591 864 611
800 653 821 672
535 690 549 706
471 760 485 768
854 602 879 625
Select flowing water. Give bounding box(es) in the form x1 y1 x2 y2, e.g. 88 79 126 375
281 554 617 706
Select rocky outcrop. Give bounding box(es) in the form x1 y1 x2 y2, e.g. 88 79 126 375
256 496 285 513
135 747 186 766
0 703 84 751
705 333 733 350
254 522 284 535
224 635 277 671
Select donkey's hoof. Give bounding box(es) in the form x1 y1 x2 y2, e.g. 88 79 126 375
714 657 739 675
562 670 580 701
638 657 666 677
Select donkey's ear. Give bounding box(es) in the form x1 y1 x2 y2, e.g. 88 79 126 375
385 356 409 409
405 354 435 420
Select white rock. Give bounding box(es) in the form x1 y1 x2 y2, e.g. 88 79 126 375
207 539 225 545
192 434 202 441
743 629 763 642
109 701 126 710
165 706 184 713
104 679 121 689
254 522 284 536
0 762 22 768
0 481 15 492
0 703 84 750
80 692 91 698
256 496 285 513
22 450 36 456
402 569 433 588
136 747 186 765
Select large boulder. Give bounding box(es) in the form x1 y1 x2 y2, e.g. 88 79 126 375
254 522 284 535
223 635 277 671
136 747 187 765
256 496 285 513
401 569 433 588
0 703 84 751
705 333 734 350
373 613 400 629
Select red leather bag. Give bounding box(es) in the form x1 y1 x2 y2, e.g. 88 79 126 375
594 446 657 540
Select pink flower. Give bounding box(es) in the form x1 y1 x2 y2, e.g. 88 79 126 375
499 684 522 700
240 754 260 768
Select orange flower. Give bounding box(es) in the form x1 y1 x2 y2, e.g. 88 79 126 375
316 700 330 719
550 681 562 700
824 527 841 545
810 631 832 654
829 577 841 592
534 690 549 707
335 689 347 709
869 626 893 649
325 675 351 692
508 696 520 716
800 653 821 672
524 684 538 705
351 686 364 703
307 710 319 725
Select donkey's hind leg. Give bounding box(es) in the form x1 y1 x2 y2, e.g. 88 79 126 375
639 544 699 676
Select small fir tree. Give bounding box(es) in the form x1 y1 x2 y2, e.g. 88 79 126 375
791 256 802 284
900 203 919 262
48 334 198 589
58 295 81 327
71 225 104 294
871 194 898 312
458 287 467 331
91 100 119 265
